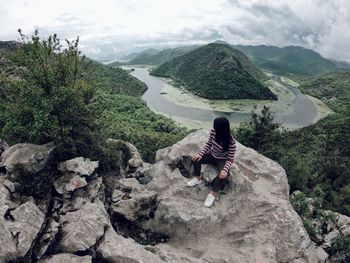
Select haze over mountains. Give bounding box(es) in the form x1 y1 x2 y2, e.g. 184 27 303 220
113 42 350 77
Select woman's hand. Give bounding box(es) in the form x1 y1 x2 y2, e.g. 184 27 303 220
192 154 202 162
219 170 227 179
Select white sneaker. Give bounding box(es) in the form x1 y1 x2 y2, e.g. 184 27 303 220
204 193 216 208
187 177 203 187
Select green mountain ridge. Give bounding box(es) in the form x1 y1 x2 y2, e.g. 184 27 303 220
122 48 159 61
124 45 199 65
150 43 277 100
298 70 350 112
233 45 338 76
125 43 344 77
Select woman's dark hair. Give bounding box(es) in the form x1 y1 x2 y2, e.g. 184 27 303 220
213 117 232 152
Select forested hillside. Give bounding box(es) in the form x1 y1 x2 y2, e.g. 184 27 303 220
0 33 188 164
150 43 277 100
233 45 338 76
298 70 350 112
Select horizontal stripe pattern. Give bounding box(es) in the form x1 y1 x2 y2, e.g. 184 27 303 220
199 129 236 175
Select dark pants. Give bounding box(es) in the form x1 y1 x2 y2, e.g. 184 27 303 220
193 153 228 193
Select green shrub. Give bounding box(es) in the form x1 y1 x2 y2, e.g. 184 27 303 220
329 236 350 260
0 30 96 160
16 166 55 198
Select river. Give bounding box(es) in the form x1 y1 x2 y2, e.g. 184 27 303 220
129 67 319 129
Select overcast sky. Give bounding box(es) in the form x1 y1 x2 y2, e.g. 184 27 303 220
0 0 349 61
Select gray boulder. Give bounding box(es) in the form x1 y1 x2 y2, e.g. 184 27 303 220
97 228 163 263
58 200 110 253
111 178 157 221
0 142 56 178
54 174 88 196
0 196 45 262
38 253 92 263
143 129 321 263
58 157 98 177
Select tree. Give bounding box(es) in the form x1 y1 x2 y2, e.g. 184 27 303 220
235 105 281 154
0 29 96 159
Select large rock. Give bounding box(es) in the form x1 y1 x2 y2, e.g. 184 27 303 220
0 196 45 262
97 228 163 263
143 129 320 263
58 157 98 177
58 200 110 253
38 253 92 263
54 174 88 196
111 178 157 221
0 142 56 178
0 185 18 263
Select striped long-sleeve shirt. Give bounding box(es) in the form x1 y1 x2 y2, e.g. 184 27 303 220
198 129 236 175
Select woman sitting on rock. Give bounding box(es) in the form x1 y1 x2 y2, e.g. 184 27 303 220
187 117 236 208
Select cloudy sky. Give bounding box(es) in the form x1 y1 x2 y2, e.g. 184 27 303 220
1 0 349 61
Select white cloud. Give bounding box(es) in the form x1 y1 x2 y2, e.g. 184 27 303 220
0 0 349 61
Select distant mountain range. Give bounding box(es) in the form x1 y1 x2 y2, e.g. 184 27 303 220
0 41 19 52
122 48 159 61
116 42 350 77
150 43 277 100
125 45 199 66
233 45 340 76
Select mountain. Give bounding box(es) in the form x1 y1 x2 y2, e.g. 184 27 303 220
332 60 350 70
122 48 159 61
298 70 350 112
127 45 198 65
0 41 19 52
150 43 277 100
233 45 338 76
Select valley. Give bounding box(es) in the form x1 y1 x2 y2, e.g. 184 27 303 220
127 66 332 129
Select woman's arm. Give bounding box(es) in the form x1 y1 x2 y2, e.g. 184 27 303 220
222 139 236 175
198 129 215 157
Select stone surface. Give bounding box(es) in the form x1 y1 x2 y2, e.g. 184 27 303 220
336 213 350 237
7 201 46 256
111 178 157 221
0 184 18 263
38 253 92 263
0 142 56 178
34 219 60 260
58 200 110 253
97 228 163 263
0 197 45 262
58 157 98 177
3 178 20 193
144 129 317 263
54 174 88 195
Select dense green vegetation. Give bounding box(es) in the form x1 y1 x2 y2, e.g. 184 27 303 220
0 32 98 159
0 32 188 167
83 59 147 96
298 70 350 112
236 107 350 216
233 45 338 76
151 43 277 100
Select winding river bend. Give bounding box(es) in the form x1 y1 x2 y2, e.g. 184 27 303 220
129 67 319 129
